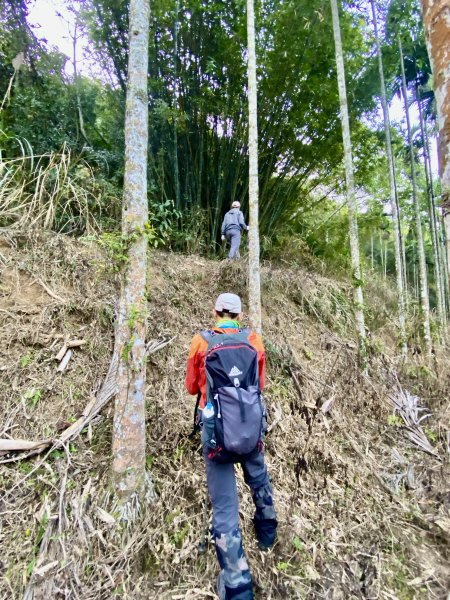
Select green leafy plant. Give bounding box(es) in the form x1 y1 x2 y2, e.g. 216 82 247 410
387 414 403 427
171 523 190 548
20 352 34 368
23 388 42 408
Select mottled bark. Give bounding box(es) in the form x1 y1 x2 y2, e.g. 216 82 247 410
399 37 432 356
420 0 450 292
112 0 150 503
247 0 262 333
330 0 366 362
370 0 407 354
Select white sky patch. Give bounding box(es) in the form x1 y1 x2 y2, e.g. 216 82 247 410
28 0 88 77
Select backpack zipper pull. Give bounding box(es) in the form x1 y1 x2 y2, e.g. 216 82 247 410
214 393 221 418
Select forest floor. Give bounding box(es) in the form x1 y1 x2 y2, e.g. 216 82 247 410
0 229 449 600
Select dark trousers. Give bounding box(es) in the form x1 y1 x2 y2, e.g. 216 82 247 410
203 447 277 598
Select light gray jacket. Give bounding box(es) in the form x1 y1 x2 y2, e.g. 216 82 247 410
221 208 248 235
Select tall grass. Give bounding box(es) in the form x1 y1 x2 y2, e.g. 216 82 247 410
0 138 105 234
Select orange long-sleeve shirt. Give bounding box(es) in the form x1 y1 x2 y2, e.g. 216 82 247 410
185 327 266 408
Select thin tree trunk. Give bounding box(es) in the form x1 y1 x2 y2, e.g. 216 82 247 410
401 224 408 310
173 0 181 209
399 37 432 356
441 212 450 313
371 235 374 270
72 21 89 146
370 0 406 353
112 0 151 507
420 0 450 294
247 0 262 333
424 122 450 317
379 232 384 276
417 86 446 329
330 0 366 363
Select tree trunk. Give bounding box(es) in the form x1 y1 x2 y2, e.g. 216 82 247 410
370 0 407 354
173 0 181 209
424 113 450 317
401 223 408 309
330 0 366 363
72 20 89 146
399 37 432 356
112 0 151 507
420 0 450 291
417 85 446 329
371 235 374 270
379 232 384 276
247 0 262 333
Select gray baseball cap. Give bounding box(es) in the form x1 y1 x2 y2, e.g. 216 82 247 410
215 293 242 314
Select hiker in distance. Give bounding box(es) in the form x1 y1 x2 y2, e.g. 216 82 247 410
221 201 250 261
185 293 277 600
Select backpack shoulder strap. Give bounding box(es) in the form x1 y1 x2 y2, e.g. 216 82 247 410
200 330 216 347
189 392 202 439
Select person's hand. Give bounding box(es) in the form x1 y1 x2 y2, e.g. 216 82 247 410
221 235 225 241
247 225 250 231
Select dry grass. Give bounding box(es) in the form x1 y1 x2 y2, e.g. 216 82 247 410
0 144 103 234
0 230 449 600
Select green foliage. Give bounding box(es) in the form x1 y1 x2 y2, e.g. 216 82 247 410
97 232 129 269
387 414 403 427
170 523 190 548
20 351 34 368
121 336 135 363
23 388 42 408
81 0 381 248
148 199 181 247
424 427 436 443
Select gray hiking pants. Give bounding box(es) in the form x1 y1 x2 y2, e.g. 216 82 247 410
226 230 241 259
203 446 277 598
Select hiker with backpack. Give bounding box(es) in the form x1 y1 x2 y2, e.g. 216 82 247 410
221 201 249 260
185 293 277 600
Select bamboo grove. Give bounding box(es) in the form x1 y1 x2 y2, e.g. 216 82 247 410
0 0 449 358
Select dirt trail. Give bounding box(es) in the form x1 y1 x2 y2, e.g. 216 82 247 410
0 230 449 599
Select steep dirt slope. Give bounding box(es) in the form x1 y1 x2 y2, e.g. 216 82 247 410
0 230 449 600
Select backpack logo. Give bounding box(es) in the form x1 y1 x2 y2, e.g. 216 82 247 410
228 365 243 377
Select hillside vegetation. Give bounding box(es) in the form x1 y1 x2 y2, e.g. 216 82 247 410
0 230 448 599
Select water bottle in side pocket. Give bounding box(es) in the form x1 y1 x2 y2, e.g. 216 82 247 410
202 401 216 449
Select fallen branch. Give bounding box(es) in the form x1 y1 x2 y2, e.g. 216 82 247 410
30 275 66 304
0 335 175 463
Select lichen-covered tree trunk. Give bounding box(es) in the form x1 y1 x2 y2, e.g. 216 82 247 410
420 0 450 291
370 0 407 355
330 0 366 363
399 37 432 356
112 0 150 505
247 0 262 333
